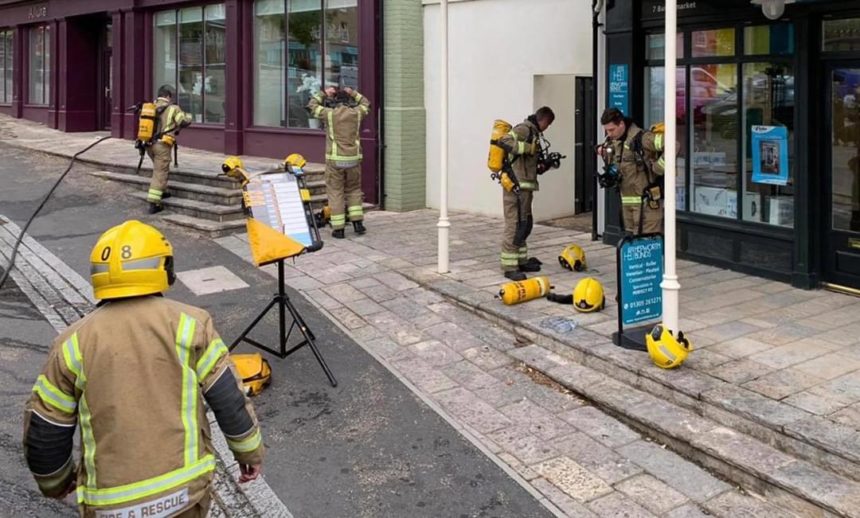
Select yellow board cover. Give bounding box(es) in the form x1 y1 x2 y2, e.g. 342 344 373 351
246 218 306 266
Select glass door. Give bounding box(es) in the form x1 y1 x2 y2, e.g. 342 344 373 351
824 64 860 288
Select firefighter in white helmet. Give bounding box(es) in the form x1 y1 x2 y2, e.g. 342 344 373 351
23 220 264 517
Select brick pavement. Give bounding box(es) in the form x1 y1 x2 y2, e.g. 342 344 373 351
214 210 822 516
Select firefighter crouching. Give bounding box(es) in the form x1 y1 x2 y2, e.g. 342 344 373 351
23 220 264 517
598 107 665 235
144 84 193 214
307 85 371 239
496 107 556 281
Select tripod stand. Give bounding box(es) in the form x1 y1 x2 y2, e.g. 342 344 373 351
230 259 337 387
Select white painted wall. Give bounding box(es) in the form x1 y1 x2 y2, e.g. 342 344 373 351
423 0 594 219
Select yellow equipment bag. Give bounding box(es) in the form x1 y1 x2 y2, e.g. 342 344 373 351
498 275 551 305
136 102 158 143
487 119 512 173
230 353 272 396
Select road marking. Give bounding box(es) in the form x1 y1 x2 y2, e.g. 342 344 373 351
0 214 291 518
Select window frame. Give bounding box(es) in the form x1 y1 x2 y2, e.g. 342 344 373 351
0 29 12 105
27 24 50 107
643 21 797 228
152 3 226 126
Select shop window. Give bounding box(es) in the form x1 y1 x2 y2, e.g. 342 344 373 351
744 24 794 55
0 30 13 104
153 4 226 125
253 0 359 129
644 65 687 210
28 25 50 106
645 33 684 60
690 64 738 220
691 28 734 58
741 64 794 226
823 18 860 52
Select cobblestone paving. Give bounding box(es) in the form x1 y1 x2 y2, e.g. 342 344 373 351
215 210 811 517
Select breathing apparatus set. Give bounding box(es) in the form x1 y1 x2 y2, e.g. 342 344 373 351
487 117 567 194
128 99 192 175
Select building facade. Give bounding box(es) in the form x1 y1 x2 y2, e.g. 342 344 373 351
602 0 860 292
422 0 596 221
0 0 381 203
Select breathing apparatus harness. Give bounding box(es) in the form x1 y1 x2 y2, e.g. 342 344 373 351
128 99 190 175
597 122 664 234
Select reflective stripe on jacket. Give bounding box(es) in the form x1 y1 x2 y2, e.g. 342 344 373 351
607 123 664 198
497 118 541 191
23 295 264 515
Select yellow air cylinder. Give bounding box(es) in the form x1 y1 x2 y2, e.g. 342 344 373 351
487 119 512 173
136 102 157 142
499 275 551 305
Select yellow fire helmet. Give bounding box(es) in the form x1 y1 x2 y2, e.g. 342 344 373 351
646 325 693 369
650 121 665 134
558 244 587 272
90 220 175 300
284 153 307 174
230 353 272 396
221 155 244 174
572 277 605 313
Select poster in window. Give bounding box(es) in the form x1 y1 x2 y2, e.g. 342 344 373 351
751 125 788 186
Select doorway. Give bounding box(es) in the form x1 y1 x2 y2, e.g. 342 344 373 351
97 22 112 130
575 77 595 214
824 64 860 289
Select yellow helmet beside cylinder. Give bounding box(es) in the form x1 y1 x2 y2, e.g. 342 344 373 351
646 325 693 369
221 155 244 174
90 220 175 300
558 244 587 272
284 153 307 173
572 277 604 313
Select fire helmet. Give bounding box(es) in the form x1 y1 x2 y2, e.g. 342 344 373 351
558 244 587 272
221 155 244 174
572 277 604 313
90 220 175 300
284 153 307 174
646 325 693 369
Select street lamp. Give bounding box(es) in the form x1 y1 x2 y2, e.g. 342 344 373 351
437 0 450 274
662 1 680 333
751 0 795 20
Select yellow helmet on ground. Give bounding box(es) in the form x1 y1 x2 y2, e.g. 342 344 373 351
221 155 244 174
573 277 604 313
558 244 587 272
90 220 175 300
284 153 307 173
230 353 272 396
646 325 693 369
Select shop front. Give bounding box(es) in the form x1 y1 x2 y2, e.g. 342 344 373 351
603 0 860 292
0 0 380 203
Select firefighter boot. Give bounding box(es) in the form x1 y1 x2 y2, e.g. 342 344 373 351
504 270 527 281
519 257 542 273
148 203 164 215
332 229 345 239
353 221 367 235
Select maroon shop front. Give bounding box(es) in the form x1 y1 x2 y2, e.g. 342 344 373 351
0 0 381 203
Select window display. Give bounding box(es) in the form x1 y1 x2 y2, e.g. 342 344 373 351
0 30 12 104
28 25 50 106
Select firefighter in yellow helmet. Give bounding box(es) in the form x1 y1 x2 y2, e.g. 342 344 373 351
145 84 193 214
307 85 371 239
23 220 264 517
599 108 665 235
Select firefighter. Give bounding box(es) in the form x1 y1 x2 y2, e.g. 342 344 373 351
497 106 556 281
146 84 192 214
599 107 665 235
307 85 371 239
23 220 264 517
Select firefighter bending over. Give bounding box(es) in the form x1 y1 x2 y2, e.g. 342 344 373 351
23 220 264 517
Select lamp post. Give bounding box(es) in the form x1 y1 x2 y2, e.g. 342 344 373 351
437 0 450 274
661 0 680 332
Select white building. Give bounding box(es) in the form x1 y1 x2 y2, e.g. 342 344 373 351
422 0 596 221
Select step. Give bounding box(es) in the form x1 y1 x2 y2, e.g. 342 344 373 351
90 171 243 205
418 279 860 487
127 192 243 222
510 344 860 517
160 214 245 238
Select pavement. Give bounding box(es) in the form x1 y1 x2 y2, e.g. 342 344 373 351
3 114 860 516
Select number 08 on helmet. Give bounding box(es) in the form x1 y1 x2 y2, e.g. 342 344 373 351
90 220 176 300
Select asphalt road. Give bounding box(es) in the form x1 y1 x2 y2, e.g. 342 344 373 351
0 143 551 518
